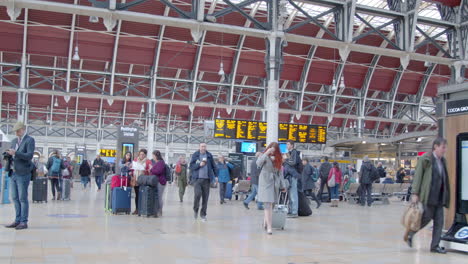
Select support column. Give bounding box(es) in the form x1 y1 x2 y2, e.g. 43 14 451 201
17 9 28 124
265 0 286 144
147 99 156 154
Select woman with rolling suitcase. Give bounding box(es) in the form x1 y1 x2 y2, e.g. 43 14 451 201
257 142 287 235
131 149 152 215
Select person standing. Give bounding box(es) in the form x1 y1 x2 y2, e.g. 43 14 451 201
285 140 301 218
257 142 287 235
150 150 167 217
318 156 332 202
302 158 321 209
5 122 35 230
376 162 386 183
175 156 188 203
93 155 105 191
131 149 152 215
405 138 450 254
190 143 217 222
46 150 65 200
359 156 376 207
396 168 406 184
243 152 264 210
79 160 92 189
216 155 234 204
328 162 343 207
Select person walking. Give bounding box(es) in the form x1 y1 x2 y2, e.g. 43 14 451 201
302 158 321 208
328 162 343 207
216 155 234 204
79 160 92 189
92 155 105 191
189 143 217 222
243 152 264 210
46 150 65 200
4 122 36 230
175 156 188 203
359 156 376 207
285 140 301 218
405 138 450 254
257 142 287 235
318 156 332 202
150 150 167 217
131 149 152 215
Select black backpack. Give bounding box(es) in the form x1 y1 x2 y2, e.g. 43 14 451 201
164 164 172 182
295 150 304 174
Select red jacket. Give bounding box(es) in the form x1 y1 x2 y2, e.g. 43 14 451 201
328 167 343 184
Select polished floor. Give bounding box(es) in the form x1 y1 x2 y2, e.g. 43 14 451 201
0 182 466 264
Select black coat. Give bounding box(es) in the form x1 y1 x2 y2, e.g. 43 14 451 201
360 162 374 184
79 163 91 176
319 162 332 181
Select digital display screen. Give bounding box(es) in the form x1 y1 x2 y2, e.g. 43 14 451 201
288 124 298 142
121 143 134 159
317 126 327 144
247 121 258 140
462 140 468 201
214 119 226 138
258 122 267 140
241 142 257 153
278 124 289 142
279 143 288 154
225 120 237 139
100 149 117 157
236 120 247 139
297 124 308 143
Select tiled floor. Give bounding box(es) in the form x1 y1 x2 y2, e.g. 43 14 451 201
0 183 467 264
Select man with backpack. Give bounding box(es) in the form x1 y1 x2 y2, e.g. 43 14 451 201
285 140 302 218
302 158 321 209
359 156 378 207
47 150 65 200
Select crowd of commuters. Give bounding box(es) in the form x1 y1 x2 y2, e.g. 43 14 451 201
2 121 451 254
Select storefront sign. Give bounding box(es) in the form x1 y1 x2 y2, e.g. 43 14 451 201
447 99 468 115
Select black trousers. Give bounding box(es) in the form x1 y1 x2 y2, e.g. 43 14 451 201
304 189 321 207
409 204 444 250
134 186 140 210
193 179 211 217
318 179 330 202
219 182 227 202
360 183 373 206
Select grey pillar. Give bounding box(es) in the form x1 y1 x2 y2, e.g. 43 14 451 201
147 99 156 154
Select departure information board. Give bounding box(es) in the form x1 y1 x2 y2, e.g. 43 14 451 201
213 119 327 144
278 124 289 142
247 121 258 140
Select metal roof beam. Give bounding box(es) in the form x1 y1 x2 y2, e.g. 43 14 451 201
0 0 456 65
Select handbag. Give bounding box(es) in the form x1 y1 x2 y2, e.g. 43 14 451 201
62 168 70 177
328 171 336 188
402 202 424 232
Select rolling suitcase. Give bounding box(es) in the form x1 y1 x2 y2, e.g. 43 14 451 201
298 192 312 217
272 192 288 230
104 182 112 212
32 177 48 203
138 186 159 217
225 182 233 200
61 178 72 201
111 175 131 214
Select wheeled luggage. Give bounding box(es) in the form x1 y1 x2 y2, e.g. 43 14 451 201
298 192 312 217
112 187 132 214
105 182 112 212
61 178 72 201
32 177 48 203
111 174 129 188
272 192 288 230
138 185 159 217
137 175 159 187
225 182 233 200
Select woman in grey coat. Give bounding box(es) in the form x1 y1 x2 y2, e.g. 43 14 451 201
257 142 286 235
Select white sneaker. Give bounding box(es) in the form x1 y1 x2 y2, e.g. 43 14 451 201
201 217 207 222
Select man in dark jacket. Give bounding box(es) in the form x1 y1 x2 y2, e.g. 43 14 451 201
376 162 386 183
406 138 450 254
243 152 263 210
302 158 321 208
318 156 332 202
359 156 375 207
5 122 35 230
93 155 105 191
190 143 217 221
285 140 301 218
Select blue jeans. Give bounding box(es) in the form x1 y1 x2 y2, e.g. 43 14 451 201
288 177 298 215
10 173 31 223
95 175 103 190
330 184 340 200
244 184 264 209
81 176 90 188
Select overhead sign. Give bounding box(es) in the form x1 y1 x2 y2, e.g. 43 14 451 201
214 119 327 144
447 99 468 115
100 149 116 157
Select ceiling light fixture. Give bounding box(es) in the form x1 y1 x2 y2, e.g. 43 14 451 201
89 16 99 23
424 44 432 68
331 78 337 91
218 62 225 76
141 104 145 113
362 140 366 144
54 97 59 107
416 137 422 142
72 46 80 61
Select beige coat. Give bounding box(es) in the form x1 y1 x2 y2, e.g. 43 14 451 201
256 153 285 204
